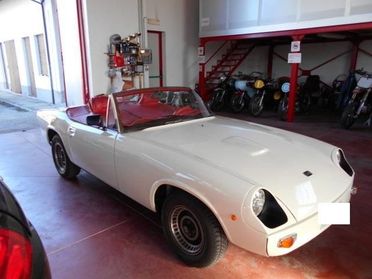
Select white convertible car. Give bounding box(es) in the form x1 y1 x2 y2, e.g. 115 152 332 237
37 87 356 267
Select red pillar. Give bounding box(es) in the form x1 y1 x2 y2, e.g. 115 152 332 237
198 40 207 101
287 35 303 122
287 63 299 122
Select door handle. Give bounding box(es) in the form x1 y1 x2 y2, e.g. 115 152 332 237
68 127 76 137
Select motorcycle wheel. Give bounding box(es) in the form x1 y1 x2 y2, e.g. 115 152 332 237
230 94 245 113
209 93 225 112
278 96 288 121
248 94 264 117
340 102 358 129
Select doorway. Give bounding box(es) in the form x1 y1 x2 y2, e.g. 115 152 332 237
4 40 22 94
23 37 37 97
147 31 164 87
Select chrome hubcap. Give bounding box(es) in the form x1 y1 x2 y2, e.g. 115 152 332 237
170 206 203 255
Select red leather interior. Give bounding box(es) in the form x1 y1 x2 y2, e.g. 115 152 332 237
90 95 108 116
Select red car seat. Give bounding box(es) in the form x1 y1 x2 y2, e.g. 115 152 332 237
89 95 108 117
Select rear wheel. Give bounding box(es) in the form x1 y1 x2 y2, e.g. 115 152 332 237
161 192 228 267
340 102 358 129
51 135 80 179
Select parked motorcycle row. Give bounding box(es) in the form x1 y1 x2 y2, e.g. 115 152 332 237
339 69 372 129
205 69 372 129
207 72 311 120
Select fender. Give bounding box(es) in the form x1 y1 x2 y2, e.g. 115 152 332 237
150 178 233 241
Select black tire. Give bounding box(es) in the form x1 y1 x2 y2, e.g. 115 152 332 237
209 93 225 112
161 192 228 267
278 96 288 121
248 93 264 116
230 94 245 113
340 102 358 129
51 135 80 179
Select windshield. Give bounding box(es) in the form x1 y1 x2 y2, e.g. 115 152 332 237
113 87 211 131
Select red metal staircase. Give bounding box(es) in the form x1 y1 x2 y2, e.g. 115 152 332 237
204 41 256 90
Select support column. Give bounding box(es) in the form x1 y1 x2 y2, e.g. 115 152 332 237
198 40 207 101
288 62 299 122
287 35 303 122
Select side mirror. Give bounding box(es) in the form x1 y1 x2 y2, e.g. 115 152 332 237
86 114 102 127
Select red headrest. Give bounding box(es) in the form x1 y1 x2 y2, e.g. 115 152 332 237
90 95 108 116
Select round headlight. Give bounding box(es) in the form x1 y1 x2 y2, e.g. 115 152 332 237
254 79 265 89
252 189 266 216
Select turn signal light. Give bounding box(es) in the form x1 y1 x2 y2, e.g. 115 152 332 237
277 234 297 248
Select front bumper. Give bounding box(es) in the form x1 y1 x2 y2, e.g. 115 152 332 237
266 184 354 256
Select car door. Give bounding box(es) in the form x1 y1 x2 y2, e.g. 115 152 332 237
114 132 166 209
67 107 118 188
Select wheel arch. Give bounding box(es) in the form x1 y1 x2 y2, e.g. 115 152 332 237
151 181 232 241
47 128 58 144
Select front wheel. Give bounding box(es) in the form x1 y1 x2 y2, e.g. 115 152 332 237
278 96 288 121
230 94 245 113
248 93 264 116
51 135 80 179
161 192 228 267
340 102 358 129
209 91 225 112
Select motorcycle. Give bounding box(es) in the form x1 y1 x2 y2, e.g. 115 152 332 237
208 74 235 112
248 75 269 117
264 76 290 111
340 70 372 129
278 81 311 121
229 72 263 113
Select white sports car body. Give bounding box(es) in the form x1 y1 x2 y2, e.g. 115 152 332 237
37 87 356 267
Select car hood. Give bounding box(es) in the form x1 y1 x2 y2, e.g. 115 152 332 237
135 116 352 221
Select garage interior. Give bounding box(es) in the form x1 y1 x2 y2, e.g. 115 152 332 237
1 0 372 278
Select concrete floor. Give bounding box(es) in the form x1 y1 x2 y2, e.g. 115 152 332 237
0 109 372 278
0 90 61 133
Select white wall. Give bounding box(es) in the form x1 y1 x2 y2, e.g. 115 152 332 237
0 0 43 41
83 0 139 96
273 42 353 84
358 40 372 71
79 0 199 96
0 0 64 104
200 0 372 38
235 45 269 77
145 0 199 88
56 0 84 106
44 0 66 104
